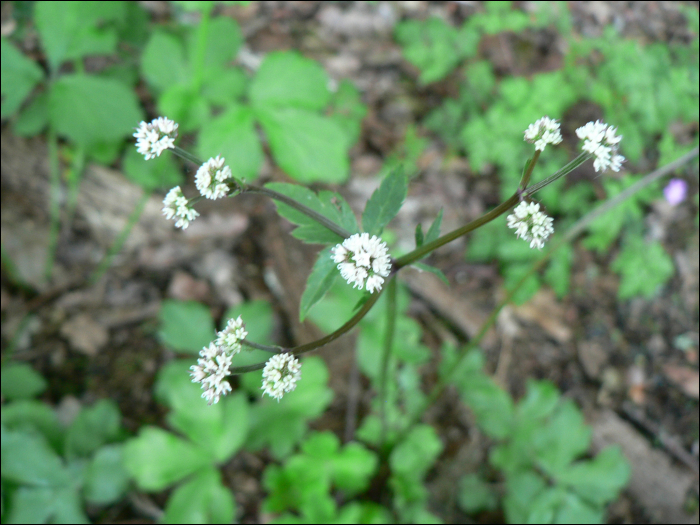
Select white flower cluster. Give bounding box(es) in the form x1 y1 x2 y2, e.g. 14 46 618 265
195 155 233 200
506 201 554 250
524 117 563 152
134 117 178 160
215 316 248 354
576 120 625 172
261 353 302 401
190 342 233 405
332 233 392 293
162 186 199 229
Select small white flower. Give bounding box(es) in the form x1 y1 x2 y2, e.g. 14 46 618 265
162 186 199 229
576 120 625 172
133 117 178 160
261 353 302 401
215 316 248 354
190 343 233 405
524 117 562 152
506 201 554 250
331 233 392 293
195 156 233 200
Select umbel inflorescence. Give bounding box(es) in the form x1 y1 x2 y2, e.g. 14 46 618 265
137 114 624 404
332 233 392 293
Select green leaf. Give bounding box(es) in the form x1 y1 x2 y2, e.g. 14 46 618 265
5 486 88 524
64 399 122 458
1 363 47 400
411 262 449 285
424 209 443 244
1 38 44 118
153 360 249 463
300 247 339 322
331 441 378 495
328 79 367 148
162 466 235 524
265 182 355 243
516 379 560 422
13 91 49 136
503 471 547 524
390 424 443 479
362 166 408 236
49 74 143 146
158 83 210 133
140 30 188 93
611 237 675 299
457 473 498 513
415 224 424 247
197 104 263 182
243 357 334 458
459 375 514 439
250 51 330 111
34 1 123 71
0 400 63 452
1 427 69 486
535 400 592 477
122 147 183 191
159 300 215 354
83 444 130 505
123 426 212 491
192 16 242 72
557 446 630 506
201 67 247 106
257 107 349 183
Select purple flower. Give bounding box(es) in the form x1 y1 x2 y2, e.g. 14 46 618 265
663 179 687 206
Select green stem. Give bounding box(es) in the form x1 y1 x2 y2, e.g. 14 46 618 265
379 276 397 446
523 152 589 197
241 340 283 353
230 289 383 374
45 126 61 282
395 193 520 268
89 191 150 284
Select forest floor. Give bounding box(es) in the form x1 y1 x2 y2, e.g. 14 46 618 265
1 2 698 523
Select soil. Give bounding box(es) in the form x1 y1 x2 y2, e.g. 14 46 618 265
1 2 698 524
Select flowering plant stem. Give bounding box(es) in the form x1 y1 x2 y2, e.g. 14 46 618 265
379 276 397 447
232 288 384 374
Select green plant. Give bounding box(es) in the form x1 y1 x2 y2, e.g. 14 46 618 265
444 354 630 523
403 2 698 302
1 363 130 523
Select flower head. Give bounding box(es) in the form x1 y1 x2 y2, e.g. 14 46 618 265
190 343 233 405
162 186 199 229
196 156 233 200
332 233 392 293
215 316 248 354
134 117 178 160
261 353 302 401
524 117 562 152
576 120 625 172
663 178 687 206
506 201 554 250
